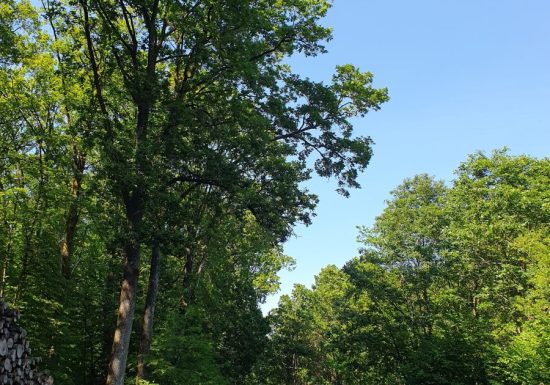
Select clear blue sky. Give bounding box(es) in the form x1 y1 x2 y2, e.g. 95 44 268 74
262 0 550 312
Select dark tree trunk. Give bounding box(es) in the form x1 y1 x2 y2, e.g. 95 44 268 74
97 250 120 385
136 241 162 381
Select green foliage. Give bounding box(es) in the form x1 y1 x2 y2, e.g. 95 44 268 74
259 150 550 385
149 309 229 385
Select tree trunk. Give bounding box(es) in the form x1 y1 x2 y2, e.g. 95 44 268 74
106 204 142 385
136 241 161 382
60 151 85 279
98 250 120 385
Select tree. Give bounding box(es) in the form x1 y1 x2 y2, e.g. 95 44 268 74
40 1 388 383
261 150 550 385
445 150 550 384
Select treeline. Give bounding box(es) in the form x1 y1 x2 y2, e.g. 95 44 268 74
0 1 387 385
256 151 549 385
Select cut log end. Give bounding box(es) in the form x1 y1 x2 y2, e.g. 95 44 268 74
0 301 53 384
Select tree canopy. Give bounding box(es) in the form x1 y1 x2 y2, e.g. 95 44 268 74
0 0 387 384
259 150 550 385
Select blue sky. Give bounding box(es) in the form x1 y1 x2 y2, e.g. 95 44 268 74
262 0 550 312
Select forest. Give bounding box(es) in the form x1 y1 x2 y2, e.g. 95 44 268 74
0 0 549 384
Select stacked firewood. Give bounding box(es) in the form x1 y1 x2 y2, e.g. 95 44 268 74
0 302 52 385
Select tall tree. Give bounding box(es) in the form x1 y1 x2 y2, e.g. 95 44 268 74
53 1 389 383
3 1 388 382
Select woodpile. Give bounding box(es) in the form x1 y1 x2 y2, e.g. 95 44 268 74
0 302 52 385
